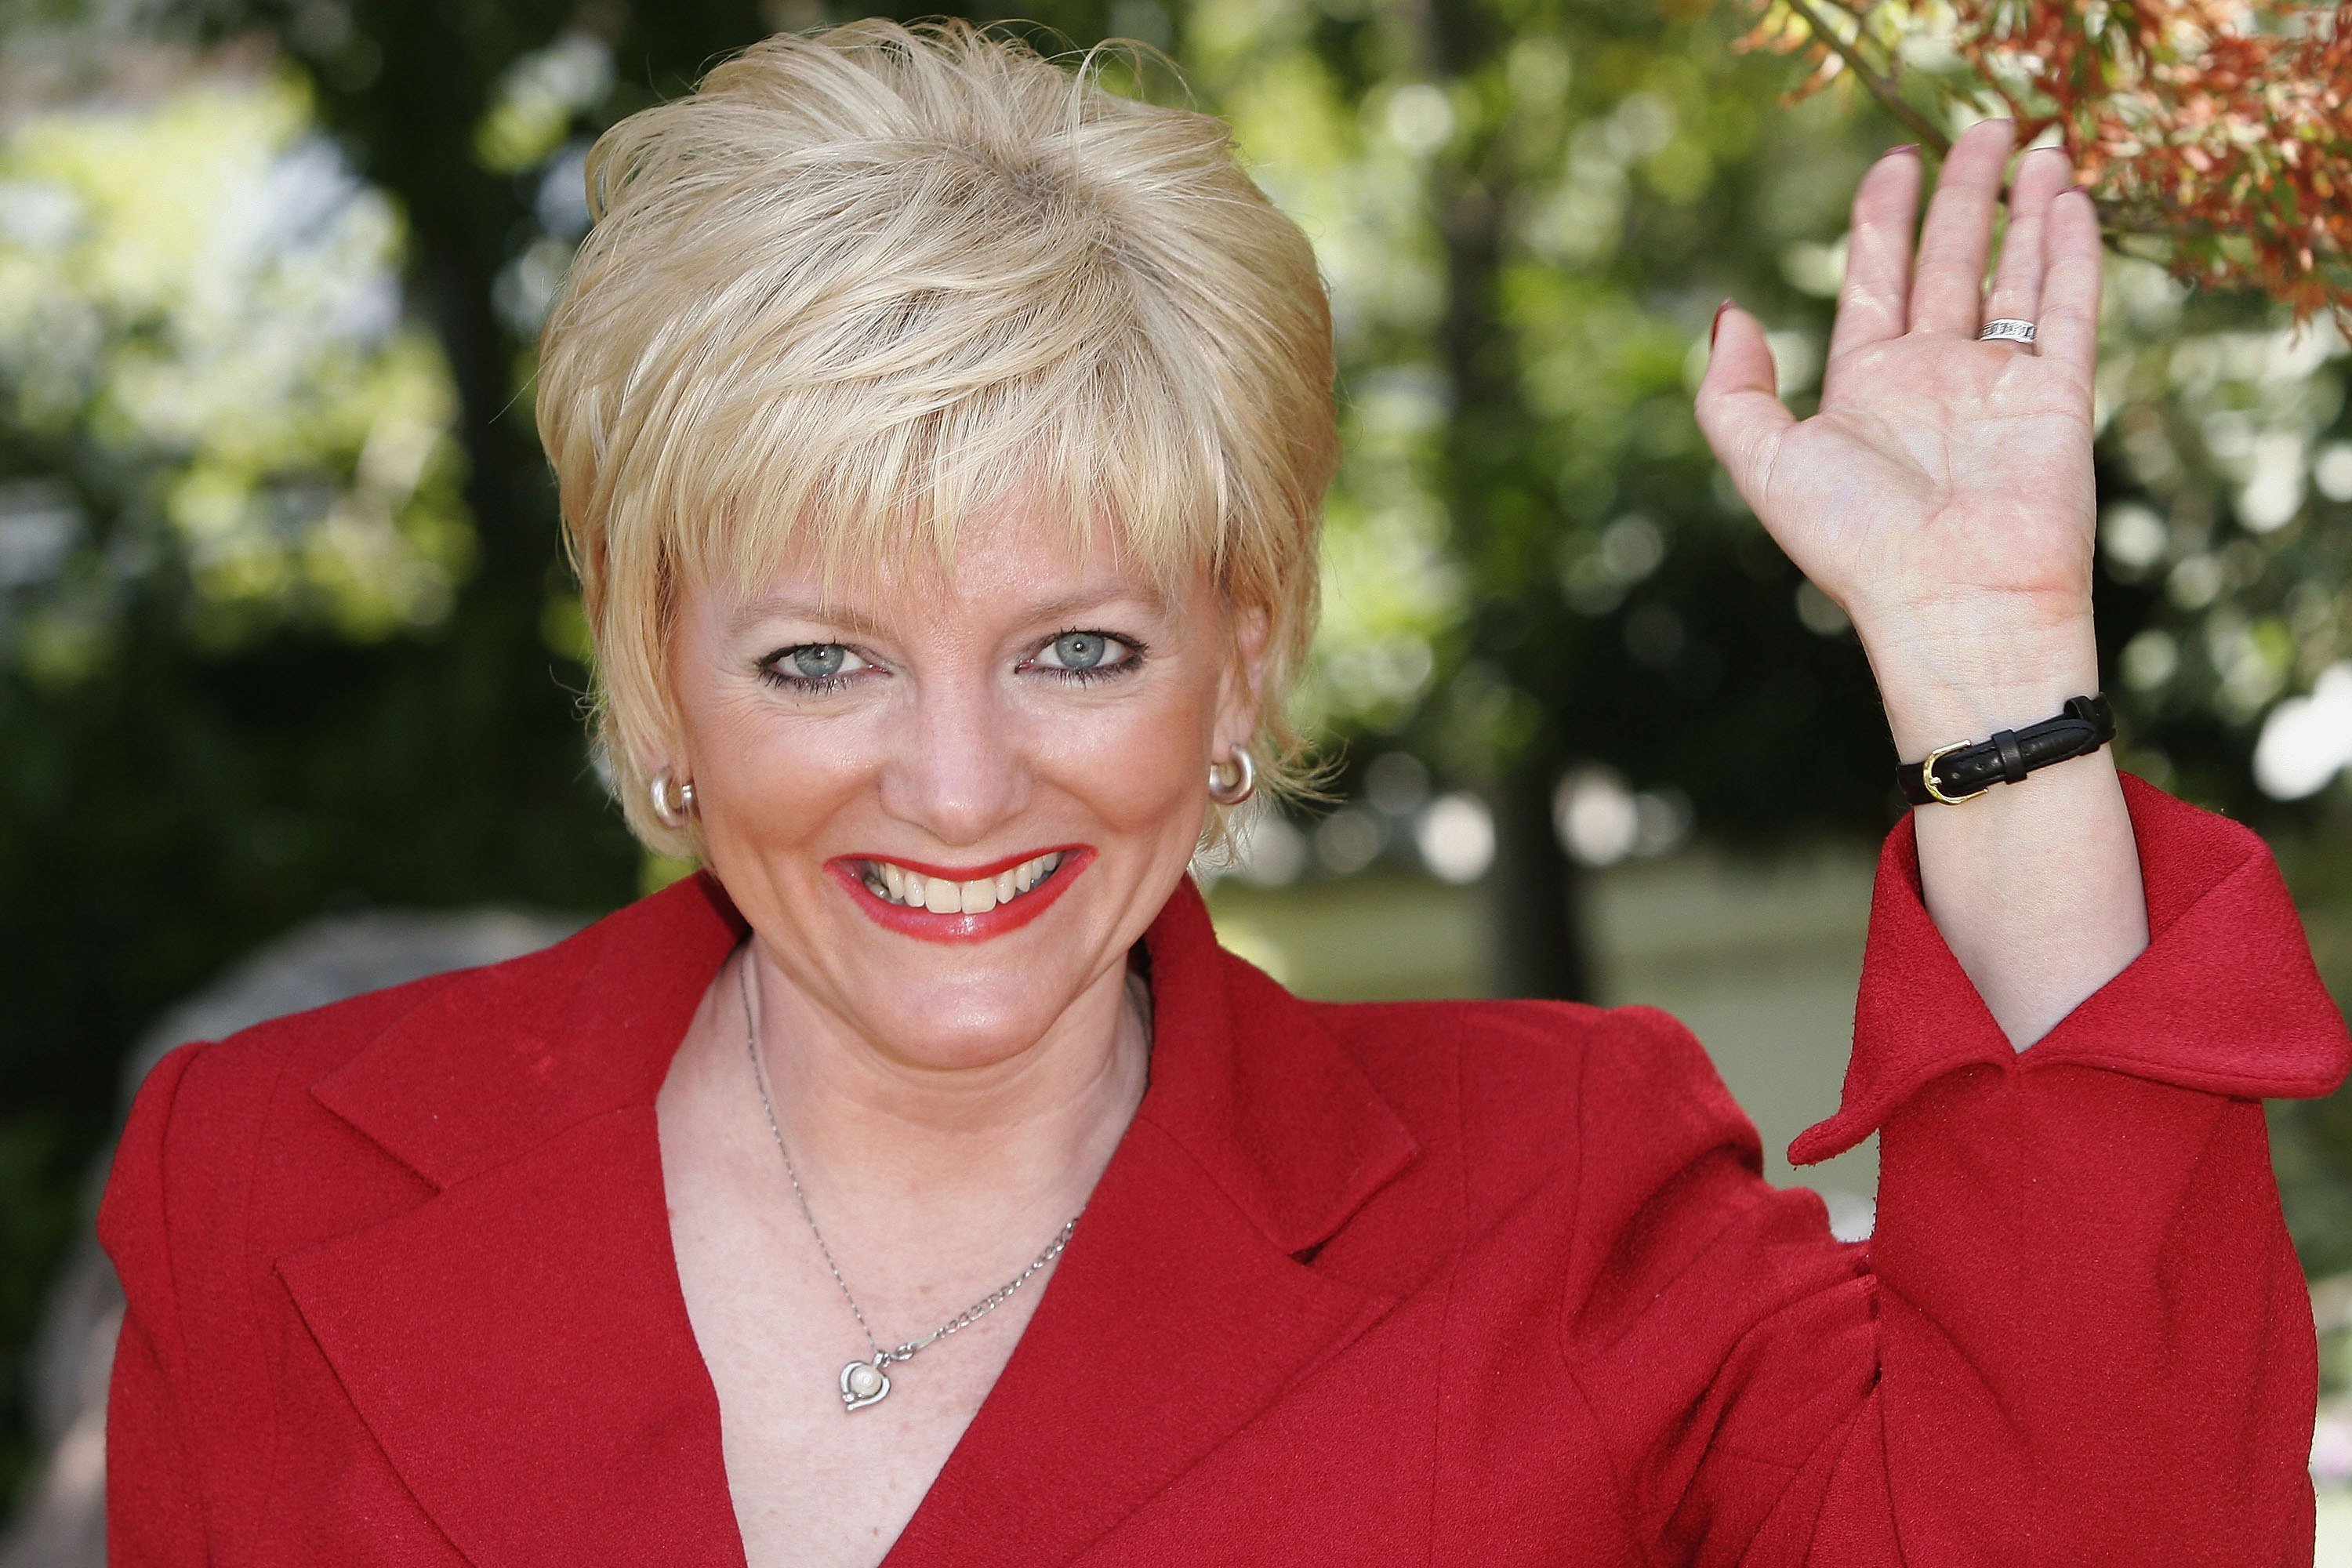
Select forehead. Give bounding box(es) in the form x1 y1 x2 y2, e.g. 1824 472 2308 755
717 503 1196 635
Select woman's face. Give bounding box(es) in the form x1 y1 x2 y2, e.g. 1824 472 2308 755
666 506 1261 1072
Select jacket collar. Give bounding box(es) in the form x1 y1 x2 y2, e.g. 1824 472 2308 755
310 868 1415 1256
308 869 746 1189
1126 875 1419 1252
286 867 1419 1567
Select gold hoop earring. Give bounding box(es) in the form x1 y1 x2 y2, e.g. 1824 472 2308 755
649 767 697 830
1207 748 1256 807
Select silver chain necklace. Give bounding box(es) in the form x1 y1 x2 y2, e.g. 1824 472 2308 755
735 956 1081 1414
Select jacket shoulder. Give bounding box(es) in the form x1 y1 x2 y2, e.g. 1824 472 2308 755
1316 995 1744 1119
128 918 602 1138
1312 996 1762 1207
97 920 609 1283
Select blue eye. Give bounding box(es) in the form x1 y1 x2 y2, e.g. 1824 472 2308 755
759 642 872 691
1051 633 1106 670
793 644 848 680
1029 630 1140 680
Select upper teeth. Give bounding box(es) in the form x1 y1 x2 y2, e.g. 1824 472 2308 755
865 852 1064 913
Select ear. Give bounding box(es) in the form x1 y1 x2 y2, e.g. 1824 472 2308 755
1215 601 1272 753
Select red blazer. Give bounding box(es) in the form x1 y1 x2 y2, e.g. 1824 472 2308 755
101 777 2352 1566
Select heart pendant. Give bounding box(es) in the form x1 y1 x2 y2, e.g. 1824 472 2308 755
839 1358 891 1412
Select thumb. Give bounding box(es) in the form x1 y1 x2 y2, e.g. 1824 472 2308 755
1693 300 1793 514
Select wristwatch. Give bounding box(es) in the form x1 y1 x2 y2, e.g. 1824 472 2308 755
1896 694 2117 806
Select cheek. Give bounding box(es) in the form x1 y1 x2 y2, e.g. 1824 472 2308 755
698 710 876 852
1038 693 1212 843
670 661 877 874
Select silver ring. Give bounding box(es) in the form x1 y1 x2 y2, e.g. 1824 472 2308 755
1977 318 2036 345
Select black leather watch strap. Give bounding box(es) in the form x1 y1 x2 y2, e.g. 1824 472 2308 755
1896 694 2117 805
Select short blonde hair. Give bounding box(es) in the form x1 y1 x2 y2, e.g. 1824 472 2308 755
535 19 1338 855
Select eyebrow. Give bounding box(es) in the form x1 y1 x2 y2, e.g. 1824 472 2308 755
729 583 1174 641
728 596 891 641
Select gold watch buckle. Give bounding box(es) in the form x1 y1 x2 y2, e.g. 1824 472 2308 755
1919 741 1990 804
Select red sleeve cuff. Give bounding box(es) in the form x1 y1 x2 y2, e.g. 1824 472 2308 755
1789 773 2352 1167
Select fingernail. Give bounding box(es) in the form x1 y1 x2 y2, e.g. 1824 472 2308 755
1885 143 1919 158
1710 298 1734 350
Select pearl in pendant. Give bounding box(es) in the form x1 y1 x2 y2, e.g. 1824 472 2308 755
840 1359 891 1410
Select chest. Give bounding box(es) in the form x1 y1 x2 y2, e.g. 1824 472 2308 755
254 1114 1632 1568
662 1161 1050 1568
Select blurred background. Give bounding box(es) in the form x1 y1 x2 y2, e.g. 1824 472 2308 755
0 0 2346 1555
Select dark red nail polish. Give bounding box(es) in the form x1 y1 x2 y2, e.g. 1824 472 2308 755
1710 298 1734 350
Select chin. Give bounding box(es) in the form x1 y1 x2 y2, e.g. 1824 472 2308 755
862 983 1091 1072
809 854 1136 1065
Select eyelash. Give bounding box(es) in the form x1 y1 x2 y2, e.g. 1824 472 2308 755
758 667 852 695
753 630 1149 693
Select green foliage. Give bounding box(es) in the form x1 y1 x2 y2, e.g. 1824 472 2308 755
1197 0 1909 869
0 73 474 669
1199 0 2351 840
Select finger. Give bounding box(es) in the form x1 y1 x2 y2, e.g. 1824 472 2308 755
1983 144 2072 330
1824 146 1924 379
1908 118 2016 336
1695 302 1796 512
2034 187 2103 382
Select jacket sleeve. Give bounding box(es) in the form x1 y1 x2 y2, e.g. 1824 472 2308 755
99 1040 214 1566
1559 775 2351 1566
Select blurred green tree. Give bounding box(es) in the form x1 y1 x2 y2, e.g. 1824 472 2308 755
1196 0 2350 994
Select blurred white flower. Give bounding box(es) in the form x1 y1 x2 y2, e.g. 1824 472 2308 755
2120 628 2180 691
2238 434 2307 532
2253 663 2352 800
2099 501 2169 572
1382 84 1454 154
1364 751 1430 816
2315 1409 2352 1488
1316 807 1388 876
1555 766 1638 866
1414 793 1494 884
2316 440 2352 503
1229 814 1308 888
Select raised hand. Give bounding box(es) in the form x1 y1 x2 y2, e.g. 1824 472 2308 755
1695 118 2147 1049
1697 119 2100 759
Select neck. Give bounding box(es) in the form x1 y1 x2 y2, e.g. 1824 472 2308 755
732 941 1150 1226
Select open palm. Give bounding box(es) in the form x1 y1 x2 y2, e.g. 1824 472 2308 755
1697 122 2103 680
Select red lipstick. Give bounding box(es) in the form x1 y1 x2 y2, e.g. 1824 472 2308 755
826 846 1092 944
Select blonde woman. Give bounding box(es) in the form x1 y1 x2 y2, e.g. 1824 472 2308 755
101 21 2349 1567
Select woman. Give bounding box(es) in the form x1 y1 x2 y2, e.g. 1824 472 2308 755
100 20 2350 1567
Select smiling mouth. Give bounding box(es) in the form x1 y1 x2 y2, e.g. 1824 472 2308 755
851 851 1069 916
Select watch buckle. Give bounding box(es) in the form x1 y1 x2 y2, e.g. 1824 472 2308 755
1920 742 1990 804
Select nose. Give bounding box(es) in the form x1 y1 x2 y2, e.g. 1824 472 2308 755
873 665 1030 850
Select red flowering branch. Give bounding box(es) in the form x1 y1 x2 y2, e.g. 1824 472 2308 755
1737 0 2352 327
1774 0 1952 151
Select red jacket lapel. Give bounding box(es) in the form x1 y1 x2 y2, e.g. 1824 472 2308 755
887 881 1420 1566
278 1105 746 1567
275 871 1418 1567
284 873 747 1566
305 871 743 1189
